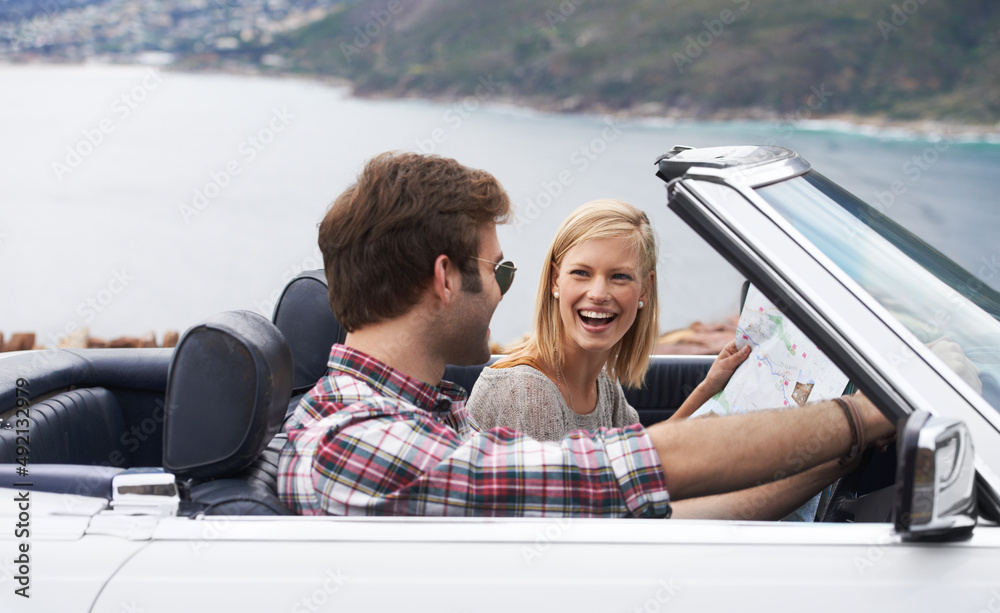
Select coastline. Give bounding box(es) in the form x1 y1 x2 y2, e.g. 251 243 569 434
322 75 1000 142
7 59 997 142
398 95 1000 142
0 329 179 352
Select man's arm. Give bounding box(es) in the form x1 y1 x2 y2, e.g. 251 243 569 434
669 458 846 520
647 395 893 501
296 399 672 517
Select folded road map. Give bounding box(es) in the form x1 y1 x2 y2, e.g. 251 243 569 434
691 284 850 521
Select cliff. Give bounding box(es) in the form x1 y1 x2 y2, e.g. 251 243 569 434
261 0 1000 124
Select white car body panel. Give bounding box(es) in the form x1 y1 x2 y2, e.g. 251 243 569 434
4 493 1000 612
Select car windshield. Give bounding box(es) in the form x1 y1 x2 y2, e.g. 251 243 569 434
756 172 1000 415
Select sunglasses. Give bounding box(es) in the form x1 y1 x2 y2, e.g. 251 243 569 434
470 257 517 295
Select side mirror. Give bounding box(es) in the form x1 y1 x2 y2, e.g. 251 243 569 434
894 410 977 541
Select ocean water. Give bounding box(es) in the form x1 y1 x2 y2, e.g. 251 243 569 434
1 64 998 347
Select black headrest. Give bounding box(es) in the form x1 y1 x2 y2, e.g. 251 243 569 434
163 311 292 481
271 269 346 393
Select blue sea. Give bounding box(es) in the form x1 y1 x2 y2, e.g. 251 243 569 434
1 64 998 347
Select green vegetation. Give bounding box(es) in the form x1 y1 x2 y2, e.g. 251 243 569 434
268 0 1000 123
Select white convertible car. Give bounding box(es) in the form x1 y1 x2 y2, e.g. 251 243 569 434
2 145 999 612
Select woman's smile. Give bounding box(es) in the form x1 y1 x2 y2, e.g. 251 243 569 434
578 309 619 330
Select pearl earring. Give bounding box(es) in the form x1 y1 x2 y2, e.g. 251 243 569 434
638 301 644 308
553 291 560 299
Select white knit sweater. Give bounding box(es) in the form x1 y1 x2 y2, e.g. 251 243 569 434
466 364 640 442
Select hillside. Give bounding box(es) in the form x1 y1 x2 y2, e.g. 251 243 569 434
268 0 1000 123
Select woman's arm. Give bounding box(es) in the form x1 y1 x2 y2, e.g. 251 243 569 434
668 340 751 421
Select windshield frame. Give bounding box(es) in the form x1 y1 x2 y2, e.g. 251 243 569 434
665 165 1000 504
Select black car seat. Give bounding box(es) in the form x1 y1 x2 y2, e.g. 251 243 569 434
163 310 294 515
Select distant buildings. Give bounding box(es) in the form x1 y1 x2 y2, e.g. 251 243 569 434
0 0 342 65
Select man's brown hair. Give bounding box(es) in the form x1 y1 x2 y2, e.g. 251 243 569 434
319 151 511 332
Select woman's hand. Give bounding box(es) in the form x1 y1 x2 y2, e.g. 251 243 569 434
668 340 751 421
700 340 752 398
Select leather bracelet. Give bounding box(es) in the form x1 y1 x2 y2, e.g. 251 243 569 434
845 395 866 454
833 396 864 466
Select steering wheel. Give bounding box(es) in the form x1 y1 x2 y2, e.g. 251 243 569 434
820 443 897 523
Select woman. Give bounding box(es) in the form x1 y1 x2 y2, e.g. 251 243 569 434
469 199 864 521
467 199 750 441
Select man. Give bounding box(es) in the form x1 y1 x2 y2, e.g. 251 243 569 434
277 151 893 518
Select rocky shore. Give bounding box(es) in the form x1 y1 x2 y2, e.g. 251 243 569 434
653 317 738 356
0 329 179 352
351 85 1000 140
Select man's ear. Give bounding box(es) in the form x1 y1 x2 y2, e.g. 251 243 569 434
431 254 461 305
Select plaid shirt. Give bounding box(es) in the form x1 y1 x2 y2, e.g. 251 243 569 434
277 345 671 517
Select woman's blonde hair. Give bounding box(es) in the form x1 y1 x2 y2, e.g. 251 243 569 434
507 199 659 388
